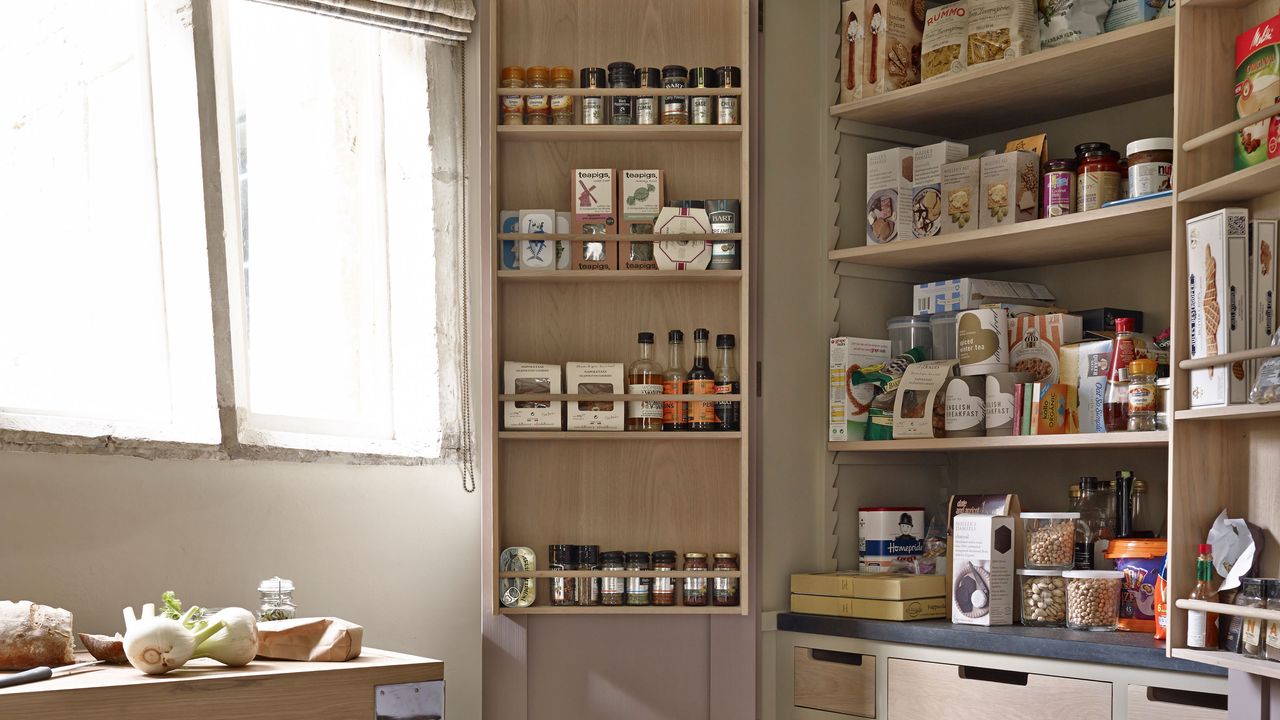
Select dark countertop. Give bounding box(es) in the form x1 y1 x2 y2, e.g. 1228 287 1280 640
777 613 1225 676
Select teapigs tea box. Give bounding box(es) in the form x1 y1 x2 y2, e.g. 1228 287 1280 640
621 169 663 270
571 169 619 270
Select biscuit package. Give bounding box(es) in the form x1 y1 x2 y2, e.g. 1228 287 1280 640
912 141 969 238
865 0 925 96
892 359 959 439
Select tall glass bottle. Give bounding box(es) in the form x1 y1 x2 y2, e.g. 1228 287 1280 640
714 333 740 431
1104 317 1137 431
662 330 688 431
1187 543 1220 648
687 328 716 431
626 332 664 432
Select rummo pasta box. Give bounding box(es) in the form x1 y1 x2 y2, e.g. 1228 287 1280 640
1187 208 1250 407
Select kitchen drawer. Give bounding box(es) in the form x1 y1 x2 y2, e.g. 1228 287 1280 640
886 658 1110 720
794 647 876 718
1127 684 1226 720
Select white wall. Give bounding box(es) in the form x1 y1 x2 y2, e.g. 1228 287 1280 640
0 450 481 718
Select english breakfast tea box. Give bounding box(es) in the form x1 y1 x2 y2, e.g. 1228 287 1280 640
867 147 914 245
912 141 969 238
951 514 1014 626
571 168 618 234
565 362 625 431
1235 17 1280 170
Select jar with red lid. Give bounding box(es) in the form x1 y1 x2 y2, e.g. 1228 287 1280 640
1075 142 1121 213
1042 158 1076 218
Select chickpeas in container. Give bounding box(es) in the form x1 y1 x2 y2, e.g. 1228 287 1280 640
1020 512 1079 569
1063 570 1123 631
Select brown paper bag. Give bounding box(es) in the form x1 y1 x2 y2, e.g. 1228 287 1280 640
256 617 363 662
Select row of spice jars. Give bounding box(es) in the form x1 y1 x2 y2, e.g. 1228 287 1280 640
1228 578 1280 660
500 64 742 127
1019 569 1123 630
549 545 740 607
1041 138 1173 218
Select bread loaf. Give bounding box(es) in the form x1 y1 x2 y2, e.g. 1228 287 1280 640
0 600 76 669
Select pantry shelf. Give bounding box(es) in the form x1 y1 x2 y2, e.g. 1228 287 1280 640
498 605 745 616
498 233 742 243
497 125 743 142
497 393 742 401
828 431 1168 453
497 270 743 283
1171 649 1280 680
498 570 742 578
828 16 1175 136
498 431 742 441
1175 404 1280 421
1178 156 1280 203
828 197 1173 273
1176 598 1280 623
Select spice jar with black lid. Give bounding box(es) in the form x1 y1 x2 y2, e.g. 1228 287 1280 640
712 552 740 606
600 551 626 606
636 67 660 125
652 550 678 606
549 544 578 606
716 66 741 125
683 553 710 606
608 61 637 125
689 67 718 125
580 68 607 126
661 65 689 125
625 551 652 606
576 545 601 606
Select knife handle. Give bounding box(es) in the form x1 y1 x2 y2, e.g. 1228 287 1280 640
0 667 52 689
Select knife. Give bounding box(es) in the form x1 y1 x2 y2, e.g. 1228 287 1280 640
0 660 105 689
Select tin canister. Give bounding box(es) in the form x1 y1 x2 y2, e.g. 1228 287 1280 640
944 376 985 438
858 507 924 572
957 307 1009 376
706 198 741 270
499 547 536 608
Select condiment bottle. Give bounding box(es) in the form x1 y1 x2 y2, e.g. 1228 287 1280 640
686 328 716 430
608 61 637 125
636 67 660 125
1264 579 1280 661
549 544 578 606
549 66 575 126
1075 142 1121 212
625 551 652 606
1113 470 1135 539
1127 358 1157 431
683 552 709 606
714 333 740 431
1186 543 1220 649
627 332 664 431
600 551 626 606
717 66 742 125
652 550 678 606
1042 158 1076 218
1240 579 1267 657
257 576 297 621
1104 316 1137 432
712 552 740 606
500 66 526 126
661 65 689 125
689 67 718 125
662 330 688 431
524 66 550 125
575 545 601 606
580 67 606 125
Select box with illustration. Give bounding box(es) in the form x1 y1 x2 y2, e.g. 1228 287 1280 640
941 157 980 235
978 150 1039 229
1187 208 1249 406
503 361 562 430
829 337 894 441
951 513 1014 626
565 362 625 431
892 359 959 439
912 141 968 238
620 169 664 270
866 147 914 245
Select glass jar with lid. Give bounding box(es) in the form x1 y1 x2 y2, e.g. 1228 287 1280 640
1264 579 1280 661
600 551 626 606
524 66 550 125
712 552 740 606
625 551 652 606
683 552 709 606
258 576 297 621
1075 142 1121 212
549 66 575 126
652 550 678 606
608 61 637 125
500 66 525 126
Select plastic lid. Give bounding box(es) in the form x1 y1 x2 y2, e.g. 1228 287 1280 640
669 329 684 342
1130 358 1157 375
714 552 739 558
684 552 708 558
1198 543 1213 553
1045 158 1077 171
501 66 525 80
1126 137 1174 156
1114 317 1134 332
717 334 736 349
1074 141 1111 155
551 66 574 80
1063 570 1124 579
1016 568 1065 576
258 576 295 593
694 328 710 341
527 66 549 81
1103 538 1167 559
1020 512 1081 519
888 315 930 327
929 311 958 322
638 332 655 343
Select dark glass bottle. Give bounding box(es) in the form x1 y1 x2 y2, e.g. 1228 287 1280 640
687 328 716 430
714 334 740 431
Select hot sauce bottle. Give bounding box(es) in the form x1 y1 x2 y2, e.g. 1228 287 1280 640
662 330 688 431
1104 317 1137 432
687 328 716 431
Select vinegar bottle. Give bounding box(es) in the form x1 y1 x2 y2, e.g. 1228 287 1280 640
662 331 688 431
714 333 740 431
1104 317 1137 432
626 332 664 431
687 328 716 431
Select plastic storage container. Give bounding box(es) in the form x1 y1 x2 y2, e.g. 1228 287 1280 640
1018 569 1066 627
1102 538 1166 633
1064 570 1123 630
1021 512 1079 569
888 315 932 358
930 311 958 360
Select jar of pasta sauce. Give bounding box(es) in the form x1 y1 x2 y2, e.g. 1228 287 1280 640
683 552 709 606
1042 158 1076 218
1126 137 1173 198
712 552 740 607
1075 142 1121 213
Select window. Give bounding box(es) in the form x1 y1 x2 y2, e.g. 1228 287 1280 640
0 0 462 461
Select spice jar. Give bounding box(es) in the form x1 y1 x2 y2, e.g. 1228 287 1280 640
549 544 578 606
683 552 709 606
1240 579 1268 657
1264 579 1280 661
1064 570 1123 631
689 67 718 125
600 550 626 606
717 66 741 125
580 68 606 126
1021 512 1078 569
500 66 525 126
636 67 660 125
713 552 740 606
625 551 652 606
1017 569 1066 627
1075 142 1121 212
608 61 637 125
576 545 600 606
550 66 575 126
1042 159 1076 218
1126 137 1173 198
258 576 297 621
662 65 689 125
525 66 550 126
1127 358 1157 431
652 550 678 606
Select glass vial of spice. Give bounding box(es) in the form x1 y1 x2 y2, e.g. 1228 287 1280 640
661 65 689 125
1075 142 1121 212
600 551 626 606
608 61 637 125
713 553 740 606
636 67 660 125
1240 579 1267 658
1265 579 1280 661
549 66 575 126
549 544 578 606
500 66 525 126
524 66 550 125
258 576 297 621
689 67 718 125
1042 159 1076 218
580 68 606 126
683 553 710 606
575 545 601 606
717 66 741 125
625 551 652 606
652 550 678 606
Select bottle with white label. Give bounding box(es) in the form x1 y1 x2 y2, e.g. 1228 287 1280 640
1186 543 1220 648
626 332 664 431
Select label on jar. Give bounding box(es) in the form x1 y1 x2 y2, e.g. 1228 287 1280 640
626 382 663 420
709 209 737 233
526 94 548 112
1268 620 1280 649
718 96 739 125
1042 170 1074 217
1078 170 1120 212
582 97 604 124
1129 161 1172 198
611 96 635 124
501 95 524 114
1128 382 1156 412
686 378 717 424
653 575 674 594
550 94 572 111
601 576 624 598
1245 617 1263 647
691 96 713 124
1187 610 1208 647
637 97 656 124
662 379 686 426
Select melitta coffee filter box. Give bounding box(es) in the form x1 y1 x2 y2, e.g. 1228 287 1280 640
503 361 562 429
565 362 625 430
571 168 618 234
1187 208 1249 406
951 514 1014 626
859 507 925 573
866 147 914 245
1235 16 1280 171
829 337 894 441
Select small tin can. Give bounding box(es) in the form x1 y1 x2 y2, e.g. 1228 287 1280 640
717 66 741 125
706 199 741 270
662 65 689 125
608 61 637 125
636 67 660 125
858 507 924 572
580 67 606 125
689 67 718 125
499 547 537 608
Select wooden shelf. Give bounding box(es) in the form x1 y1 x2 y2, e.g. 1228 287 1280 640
499 570 742 578
1171 649 1280 680
829 432 1168 453
1175 404 1280 421
499 431 743 440
495 87 741 97
828 196 1172 274
498 605 744 615
498 125 742 142
1178 156 1280 204
497 270 743 283
498 393 742 401
498 233 742 243
828 17 1175 136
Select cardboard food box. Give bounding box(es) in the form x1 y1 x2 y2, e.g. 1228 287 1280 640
965 0 1038 68
941 157 980 235
1076 307 1144 333
1030 383 1078 434
653 206 713 270
503 361 562 429
500 210 520 270
864 0 925 96
912 141 969 238
791 593 947 621
892 360 959 439
985 372 1033 436
1187 208 1249 406
922 0 968 83
620 169 663 236
790 572 947 600
1008 312 1084 384
951 514 1015 626
978 150 1039 229
945 494 1021 606
840 0 866 103
517 209 557 271
829 337 894 441
555 212 572 270
565 362 625 431
1235 16 1280 171
866 147 914 245
1104 0 1162 32
1251 219 1278 384
914 278 1054 315
571 168 618 235
1059 338 1111 433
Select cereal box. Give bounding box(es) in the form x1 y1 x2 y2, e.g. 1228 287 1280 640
1009 312 1084 384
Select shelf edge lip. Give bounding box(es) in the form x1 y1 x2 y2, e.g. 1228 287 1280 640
827 431 1169 452
1174 405 1280 421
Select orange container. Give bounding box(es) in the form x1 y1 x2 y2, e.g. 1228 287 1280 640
1104 538 1167 633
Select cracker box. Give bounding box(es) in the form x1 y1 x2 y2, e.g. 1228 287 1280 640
1008 312 1084 384
864 0 925 96
1187 208 1250 406
1251 219 1278 384
565 362 625 430
913 141 969 238
941 157 980 235
866 147 914 245
790 571 946 600
978 150 1039 229
791 593 946 621
951 514 1015 626
840 0 866 103
517 209 557 271
1235 16 1280 171
1030 383 1079 435
914 278 1054 315
571 168 618 234
829 336 894 441
892 360 959 439
503 361 562 429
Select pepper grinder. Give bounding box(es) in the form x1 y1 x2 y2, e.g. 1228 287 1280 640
1114 470 1135 539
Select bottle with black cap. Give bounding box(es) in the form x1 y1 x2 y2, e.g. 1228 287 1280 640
662 330 688 431
627 332 663 432
714 334 740 431
687 328 716 430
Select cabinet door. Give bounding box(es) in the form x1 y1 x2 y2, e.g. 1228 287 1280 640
886 658 1110 720
794 647 876 718
1126 684 1226 720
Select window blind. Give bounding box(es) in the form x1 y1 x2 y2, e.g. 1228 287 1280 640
248 0 475 42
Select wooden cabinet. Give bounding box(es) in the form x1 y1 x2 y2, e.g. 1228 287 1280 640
886 658 1111 720
1125 684 1227 720
794 647 876 718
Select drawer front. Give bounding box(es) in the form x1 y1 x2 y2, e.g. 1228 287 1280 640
1127 684 1227 720
886 658 1110 720
794 647 876 718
